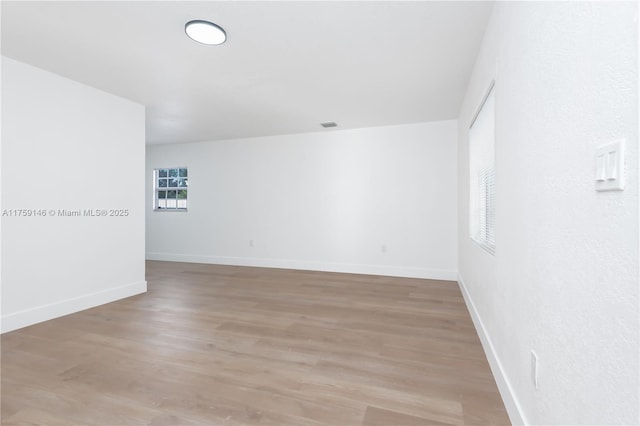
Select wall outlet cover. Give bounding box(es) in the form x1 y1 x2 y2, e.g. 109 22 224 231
531 350 539 390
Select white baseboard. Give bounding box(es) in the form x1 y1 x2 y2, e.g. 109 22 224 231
1 280 147 334
457 273 526 425
145 252 458 281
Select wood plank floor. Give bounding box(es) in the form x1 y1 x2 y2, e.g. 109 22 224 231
1 261 509 425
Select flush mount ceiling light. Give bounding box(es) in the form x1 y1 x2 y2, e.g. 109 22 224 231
185 20 226 45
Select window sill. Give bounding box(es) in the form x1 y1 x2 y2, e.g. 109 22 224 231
154 208 188 212
471 237 495 256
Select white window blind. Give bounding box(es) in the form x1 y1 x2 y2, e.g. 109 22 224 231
469 83 495 254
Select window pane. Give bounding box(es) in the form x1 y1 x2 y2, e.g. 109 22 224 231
155 168 188 211
469 84 495 253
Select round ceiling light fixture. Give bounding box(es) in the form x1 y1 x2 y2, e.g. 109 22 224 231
185 20 226 45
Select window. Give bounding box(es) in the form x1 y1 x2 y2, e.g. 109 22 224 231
469 82 495 254
154 167 188 210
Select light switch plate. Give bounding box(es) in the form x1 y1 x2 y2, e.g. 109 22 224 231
595 139 625 191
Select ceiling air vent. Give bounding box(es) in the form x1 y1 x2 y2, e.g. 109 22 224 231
320 122 337 128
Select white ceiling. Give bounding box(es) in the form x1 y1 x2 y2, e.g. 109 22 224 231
2 1 493 144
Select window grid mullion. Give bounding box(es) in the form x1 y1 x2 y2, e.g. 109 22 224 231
154 167 188 211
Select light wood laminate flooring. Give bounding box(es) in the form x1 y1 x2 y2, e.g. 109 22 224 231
2 261 509 425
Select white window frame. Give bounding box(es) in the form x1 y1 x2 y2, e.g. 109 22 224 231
469 81 495 254
154 167 188 211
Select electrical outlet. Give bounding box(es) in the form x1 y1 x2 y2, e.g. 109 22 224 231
381 244 387 253
249 239 254 247
531 350 539 389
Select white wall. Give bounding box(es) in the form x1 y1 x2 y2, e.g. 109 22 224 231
146 121 458 280
1 57 146 333
458 2 639 425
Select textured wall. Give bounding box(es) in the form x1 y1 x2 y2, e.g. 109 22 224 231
458 2 638 424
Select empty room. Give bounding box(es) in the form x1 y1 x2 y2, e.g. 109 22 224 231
1 1 638 425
